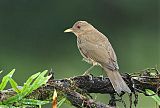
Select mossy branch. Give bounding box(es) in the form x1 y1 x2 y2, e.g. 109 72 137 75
0 68 160 108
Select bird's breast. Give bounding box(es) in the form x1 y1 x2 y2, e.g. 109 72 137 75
77 38 88 58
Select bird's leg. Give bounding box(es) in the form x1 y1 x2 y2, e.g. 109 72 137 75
83 62 97 75
83 65 95 75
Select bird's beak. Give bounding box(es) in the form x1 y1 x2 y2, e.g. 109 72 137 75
64 28 73 33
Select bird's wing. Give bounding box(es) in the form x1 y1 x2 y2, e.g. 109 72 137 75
97 34 119 70
78 38 118 70
105 41 119 69
82 31 119 70
93 31 119 69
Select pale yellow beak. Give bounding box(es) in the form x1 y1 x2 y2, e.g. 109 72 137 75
64 28 73 33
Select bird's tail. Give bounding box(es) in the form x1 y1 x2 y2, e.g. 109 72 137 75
103 67 131 94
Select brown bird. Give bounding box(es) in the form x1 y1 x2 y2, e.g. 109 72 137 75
64 21 131 94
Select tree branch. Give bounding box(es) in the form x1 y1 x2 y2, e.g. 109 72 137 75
0 68 159 108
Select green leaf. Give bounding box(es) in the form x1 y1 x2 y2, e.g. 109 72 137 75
0 105 9 108
146 89 160 105
58 98 66 108
22 98 49 106
0 70 3 74
3 70 51 105
28 70 51 94
2 93 23 104
9 78 20 93
0 69 15 90
21 72 40 92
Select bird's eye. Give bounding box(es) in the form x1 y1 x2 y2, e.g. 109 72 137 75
77 25 81 29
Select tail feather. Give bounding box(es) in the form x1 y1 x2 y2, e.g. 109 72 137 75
104 67 131 94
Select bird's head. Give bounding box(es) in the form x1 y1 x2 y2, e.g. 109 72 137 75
64 21 94 36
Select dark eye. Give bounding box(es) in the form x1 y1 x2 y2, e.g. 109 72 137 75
77 25 81 29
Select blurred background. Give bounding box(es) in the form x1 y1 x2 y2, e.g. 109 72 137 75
0 0 159 107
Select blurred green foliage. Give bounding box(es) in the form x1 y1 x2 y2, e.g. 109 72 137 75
0 0 159 108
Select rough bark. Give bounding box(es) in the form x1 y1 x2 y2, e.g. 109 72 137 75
0 68 159 108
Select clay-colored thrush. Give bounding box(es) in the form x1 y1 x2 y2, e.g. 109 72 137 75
64 21 131 94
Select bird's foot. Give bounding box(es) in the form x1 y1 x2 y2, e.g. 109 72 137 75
99 75 105 81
